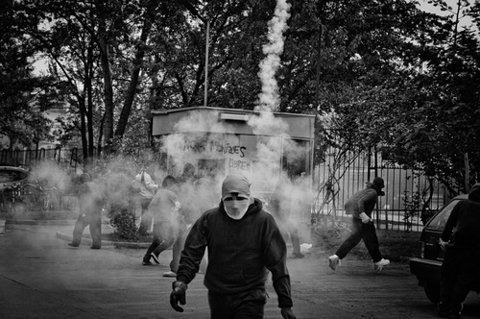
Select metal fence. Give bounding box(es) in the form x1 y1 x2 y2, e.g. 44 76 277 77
0 146 464 231
0 147 80 171
312 147 450 232
0 147 82 215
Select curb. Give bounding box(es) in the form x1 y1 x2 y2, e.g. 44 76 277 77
6 219 76 226
56 231 151 249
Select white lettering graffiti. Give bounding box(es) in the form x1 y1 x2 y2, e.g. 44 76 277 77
228 158 251 171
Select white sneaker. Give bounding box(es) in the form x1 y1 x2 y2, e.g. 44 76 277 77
328 255 341 271
162 270 177 278
374 258 390 272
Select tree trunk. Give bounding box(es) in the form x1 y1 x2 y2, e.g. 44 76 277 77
78 96 88 161
453 0 462 50
464 152 470 192
114 0 158 139
147 54 162 143
97 6 114 152
97 112 106 155
86 40 95 159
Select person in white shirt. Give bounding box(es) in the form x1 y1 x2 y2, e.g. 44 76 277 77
133 169 158 235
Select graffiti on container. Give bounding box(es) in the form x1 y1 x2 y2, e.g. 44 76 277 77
228 158 251 171
183 139 247 158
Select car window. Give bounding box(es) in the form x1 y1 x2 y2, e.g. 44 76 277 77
425 200 460 231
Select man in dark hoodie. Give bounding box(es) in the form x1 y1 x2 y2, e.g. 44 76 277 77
438 183 480 319
328 177 390 272
169 174 296 319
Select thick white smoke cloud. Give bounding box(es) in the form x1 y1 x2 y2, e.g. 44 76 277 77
160 0 314 246
248 0 293 191
250 0 314 247
257 0 291 111
161 111 233 176
29 161 72 193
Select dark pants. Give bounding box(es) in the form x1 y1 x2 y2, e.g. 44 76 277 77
208 290 266 319
166 221 187 272
144 220 187 272
289 228 302 255
275 216 302 255
144 221 175 261
72 211 102 248
440 246 480 316
335 217 382 262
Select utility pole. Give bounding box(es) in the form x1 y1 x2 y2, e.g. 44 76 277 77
204 21 210 107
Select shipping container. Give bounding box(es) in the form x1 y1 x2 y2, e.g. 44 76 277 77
152 107 315 194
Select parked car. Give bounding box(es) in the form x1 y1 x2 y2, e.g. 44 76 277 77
409 194 480 303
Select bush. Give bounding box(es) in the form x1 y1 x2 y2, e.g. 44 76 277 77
109 206 137 240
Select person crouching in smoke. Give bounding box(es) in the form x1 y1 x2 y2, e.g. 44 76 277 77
170 174 297 319
270 180 304 258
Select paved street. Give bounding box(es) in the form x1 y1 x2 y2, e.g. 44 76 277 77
0 223 478 319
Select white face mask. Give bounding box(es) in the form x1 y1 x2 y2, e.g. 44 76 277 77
223 195 251 220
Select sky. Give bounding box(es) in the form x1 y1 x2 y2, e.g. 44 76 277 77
418 0 477 30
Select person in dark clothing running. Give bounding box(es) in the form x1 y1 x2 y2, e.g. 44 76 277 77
328 177 390 272
142 176 182 273
69 173 105 249
170 174 296 319
438 183 480 319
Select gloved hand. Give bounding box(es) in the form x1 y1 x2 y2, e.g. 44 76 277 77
359 212 371 224
281 307 296 319
170 281 187 312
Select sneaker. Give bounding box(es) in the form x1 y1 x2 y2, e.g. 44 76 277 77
163 271 177 278
68 243 79 248
374 258 390 272
90 245 101 250
328 255 340 271
151 254 160 264
142 260 153 266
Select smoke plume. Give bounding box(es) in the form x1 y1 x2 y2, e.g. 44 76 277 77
257 0 291 111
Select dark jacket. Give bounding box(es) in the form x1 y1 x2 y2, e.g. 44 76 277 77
441 184 480 250
344 183 379 218
176 198 293 308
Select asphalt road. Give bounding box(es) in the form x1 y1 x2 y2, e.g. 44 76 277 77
0 223 478 319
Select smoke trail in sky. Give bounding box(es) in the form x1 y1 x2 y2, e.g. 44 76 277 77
257 0 291 112
247 0 293 190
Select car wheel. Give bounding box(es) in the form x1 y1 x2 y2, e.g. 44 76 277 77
424 283 440 304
